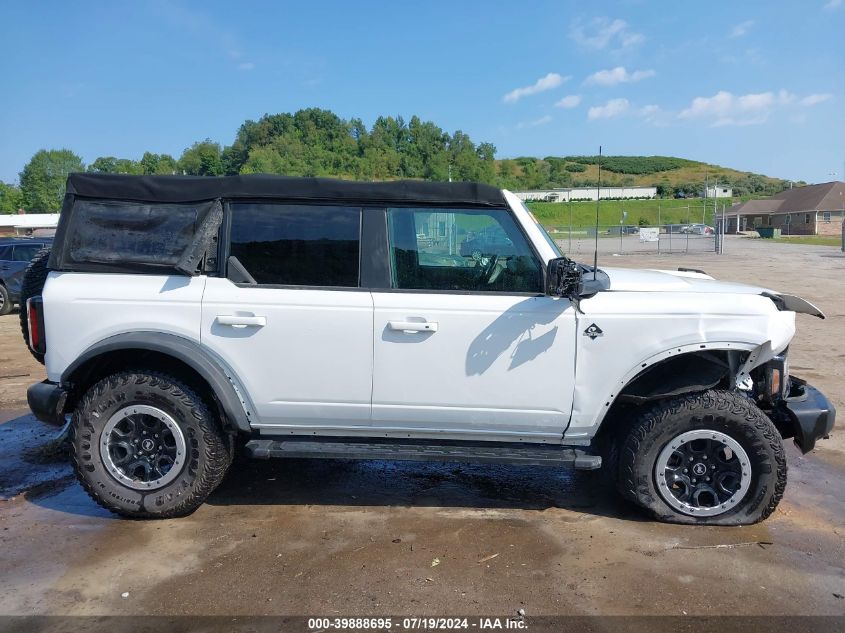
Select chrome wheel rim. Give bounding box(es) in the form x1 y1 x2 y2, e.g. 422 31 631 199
655 429 752 517
100 405 186 491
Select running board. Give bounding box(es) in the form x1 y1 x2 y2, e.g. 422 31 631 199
243 439 602 469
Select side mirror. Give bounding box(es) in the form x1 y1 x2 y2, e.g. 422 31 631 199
546 257 581 297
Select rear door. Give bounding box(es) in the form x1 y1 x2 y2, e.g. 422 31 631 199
201 202 374 431
370 207 577 440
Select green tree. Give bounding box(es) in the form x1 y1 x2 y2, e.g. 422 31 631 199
0 182 24 214
87 156 143 174
19 149 84 212
178 140 224 176
140 152 178 175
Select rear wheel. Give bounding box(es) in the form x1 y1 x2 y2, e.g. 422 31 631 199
617 390 786 525
71 371 232 518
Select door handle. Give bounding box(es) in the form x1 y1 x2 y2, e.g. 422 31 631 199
216 315 266 328
388 320 438 333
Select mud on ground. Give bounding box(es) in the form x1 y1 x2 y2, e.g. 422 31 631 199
0 236 843 618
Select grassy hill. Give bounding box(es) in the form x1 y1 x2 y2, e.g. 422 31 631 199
526 198 731 230
496 155 796 198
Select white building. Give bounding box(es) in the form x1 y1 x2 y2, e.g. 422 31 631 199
513 186 657 203
702 185 733 198
0 213 60 236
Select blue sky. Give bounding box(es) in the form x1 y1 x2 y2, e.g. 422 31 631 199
1 0 843 183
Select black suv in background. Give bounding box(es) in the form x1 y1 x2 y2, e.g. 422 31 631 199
0 237 52 315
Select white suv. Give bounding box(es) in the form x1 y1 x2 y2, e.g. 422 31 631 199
23 173 835 524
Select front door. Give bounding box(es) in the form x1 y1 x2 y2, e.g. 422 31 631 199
201 202 373 430
371 207 576 440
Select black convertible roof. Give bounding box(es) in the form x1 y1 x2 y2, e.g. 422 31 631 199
66 173 507 207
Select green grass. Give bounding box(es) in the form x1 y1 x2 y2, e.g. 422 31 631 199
766 235 844 247
526 198 735 229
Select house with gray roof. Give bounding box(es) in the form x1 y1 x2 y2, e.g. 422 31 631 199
726 181 845 235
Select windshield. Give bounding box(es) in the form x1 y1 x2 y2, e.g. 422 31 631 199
516 199 562 258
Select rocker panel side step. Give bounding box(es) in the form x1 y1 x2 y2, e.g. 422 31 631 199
243 438 602 469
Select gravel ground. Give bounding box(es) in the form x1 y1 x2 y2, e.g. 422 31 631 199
0 236 843 620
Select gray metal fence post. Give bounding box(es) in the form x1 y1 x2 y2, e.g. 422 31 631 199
841 218 844 252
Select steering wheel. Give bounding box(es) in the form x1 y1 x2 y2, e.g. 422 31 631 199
476 254 500 286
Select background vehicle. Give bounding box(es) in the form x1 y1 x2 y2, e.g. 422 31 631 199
22 174 835 524
606 225 640 236
682 224 715 235
0 237 52 315
459 225 515 258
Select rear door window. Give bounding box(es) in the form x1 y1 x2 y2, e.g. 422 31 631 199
229 203 361 287
12 244 41 262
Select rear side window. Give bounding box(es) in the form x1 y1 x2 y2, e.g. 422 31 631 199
12 245 42 262
54 199 222 273
229 203 361 287
0 246 11 261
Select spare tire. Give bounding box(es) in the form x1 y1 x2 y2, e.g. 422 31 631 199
19 247 51 364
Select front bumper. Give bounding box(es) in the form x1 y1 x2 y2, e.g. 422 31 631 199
27 380 68 425
782 378 836 453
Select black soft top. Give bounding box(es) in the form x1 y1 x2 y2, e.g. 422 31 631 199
66 173 507 207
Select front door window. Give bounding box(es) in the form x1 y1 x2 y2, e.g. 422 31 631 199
386 208 542 293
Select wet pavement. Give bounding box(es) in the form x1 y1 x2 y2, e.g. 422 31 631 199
1 237 844 617
1 408 844 617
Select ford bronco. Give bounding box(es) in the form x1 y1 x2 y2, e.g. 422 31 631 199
22 173 835 524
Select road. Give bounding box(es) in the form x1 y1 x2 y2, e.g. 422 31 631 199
0 236 843 620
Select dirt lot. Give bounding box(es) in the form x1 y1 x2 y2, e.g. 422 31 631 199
1 236 843 621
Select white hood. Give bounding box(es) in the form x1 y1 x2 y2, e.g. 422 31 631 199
601 267 825 318
603 267 765 294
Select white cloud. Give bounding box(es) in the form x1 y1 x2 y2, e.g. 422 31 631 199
588 98 630 120
679 90 774 125
503 73 568 103
517 115 553 129
799 93 832 106
237 62 255 71
585 66 655 86
555 95 582 108
678 89 828 126
823 0 841 10
638 104 664 124
570 17 644 50
730 20 754 37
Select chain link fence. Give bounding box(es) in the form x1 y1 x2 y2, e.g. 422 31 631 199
551 223 724 256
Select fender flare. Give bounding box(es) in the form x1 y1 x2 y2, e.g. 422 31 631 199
567 341 765 441
61 332 253 432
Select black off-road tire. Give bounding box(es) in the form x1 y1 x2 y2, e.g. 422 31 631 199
617 389 787 525
0 284 10 316
71 371 233 519
18 247 51 363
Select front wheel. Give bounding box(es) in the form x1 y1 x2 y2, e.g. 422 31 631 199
71 371 232 518
0 284 10 316
617 390 787 525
